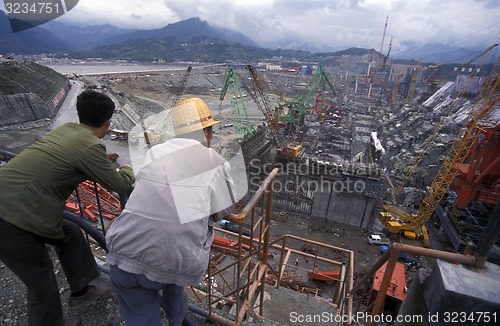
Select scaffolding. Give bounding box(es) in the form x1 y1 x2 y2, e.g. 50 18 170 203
187 168 355 325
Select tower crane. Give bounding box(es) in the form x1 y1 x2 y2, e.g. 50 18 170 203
241 64 286 152
277 66 336 158
219 68 256 142
239 64 336 159
380 57 500 247
379 16 389 66
406 66 420 103
382 36 393 67
170 65 192 108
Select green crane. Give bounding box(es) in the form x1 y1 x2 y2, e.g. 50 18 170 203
278 66 336 156
220 68 256 142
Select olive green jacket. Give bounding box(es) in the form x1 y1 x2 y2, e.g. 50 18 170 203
0 123 135 239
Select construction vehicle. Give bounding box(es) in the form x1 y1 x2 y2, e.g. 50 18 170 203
367 234 391 245
380 56 500 247
219 219 251 236
379 245 422 265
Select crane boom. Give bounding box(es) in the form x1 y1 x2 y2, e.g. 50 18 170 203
415 57 500 227
381 57 500 247
220 68 256 141
170 66 192 107
242 64 285 150
277 65 336 157
407 66 420 103
392 44 500 201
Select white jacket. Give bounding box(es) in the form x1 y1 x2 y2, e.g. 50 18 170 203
106 138 235 286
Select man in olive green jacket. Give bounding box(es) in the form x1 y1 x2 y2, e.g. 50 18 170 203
0 91 135 326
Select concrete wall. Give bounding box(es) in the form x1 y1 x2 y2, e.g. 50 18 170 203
273 170 379 229
0 93 56 126
397 260 500 325
310 186 375 229
424 260 500 323
306 171 379 229
310 189 332 219
326 192 375 228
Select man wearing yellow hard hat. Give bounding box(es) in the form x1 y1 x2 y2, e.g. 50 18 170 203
106 98 236 325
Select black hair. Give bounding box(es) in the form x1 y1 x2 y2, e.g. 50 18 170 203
76 91 115 128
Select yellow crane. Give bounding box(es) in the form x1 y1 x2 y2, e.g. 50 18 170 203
390 74 401 106
380 56 500 247
406 66 420 103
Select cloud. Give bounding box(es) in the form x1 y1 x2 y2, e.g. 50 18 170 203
58 1 178 29
357 0 395 12
1 0 498 52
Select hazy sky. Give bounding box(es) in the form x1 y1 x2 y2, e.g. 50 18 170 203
2 0 500 54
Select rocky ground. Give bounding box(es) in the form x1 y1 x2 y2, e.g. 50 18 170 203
0 248 124 326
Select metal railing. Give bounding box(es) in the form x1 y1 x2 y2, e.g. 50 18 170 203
186 167 279 325
189 167 355 325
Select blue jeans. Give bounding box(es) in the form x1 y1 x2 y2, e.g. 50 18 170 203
109 265 186 326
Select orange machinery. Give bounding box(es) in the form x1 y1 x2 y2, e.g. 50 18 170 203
452 123 500 209
368 261 407 317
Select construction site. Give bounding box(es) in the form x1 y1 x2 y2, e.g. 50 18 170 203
1 39 500 324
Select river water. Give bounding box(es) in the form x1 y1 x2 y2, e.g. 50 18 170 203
43 63 210 76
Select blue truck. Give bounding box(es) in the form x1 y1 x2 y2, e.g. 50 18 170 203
380 244 421 265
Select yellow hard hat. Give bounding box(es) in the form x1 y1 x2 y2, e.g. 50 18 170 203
172 97 220 135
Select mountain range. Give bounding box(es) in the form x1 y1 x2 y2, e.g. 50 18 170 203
0 10 495 65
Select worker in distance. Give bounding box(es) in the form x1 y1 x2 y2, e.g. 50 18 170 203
106 97 238 325
0 90 136 326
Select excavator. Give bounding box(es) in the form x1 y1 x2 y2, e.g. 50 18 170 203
380 56 500 247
